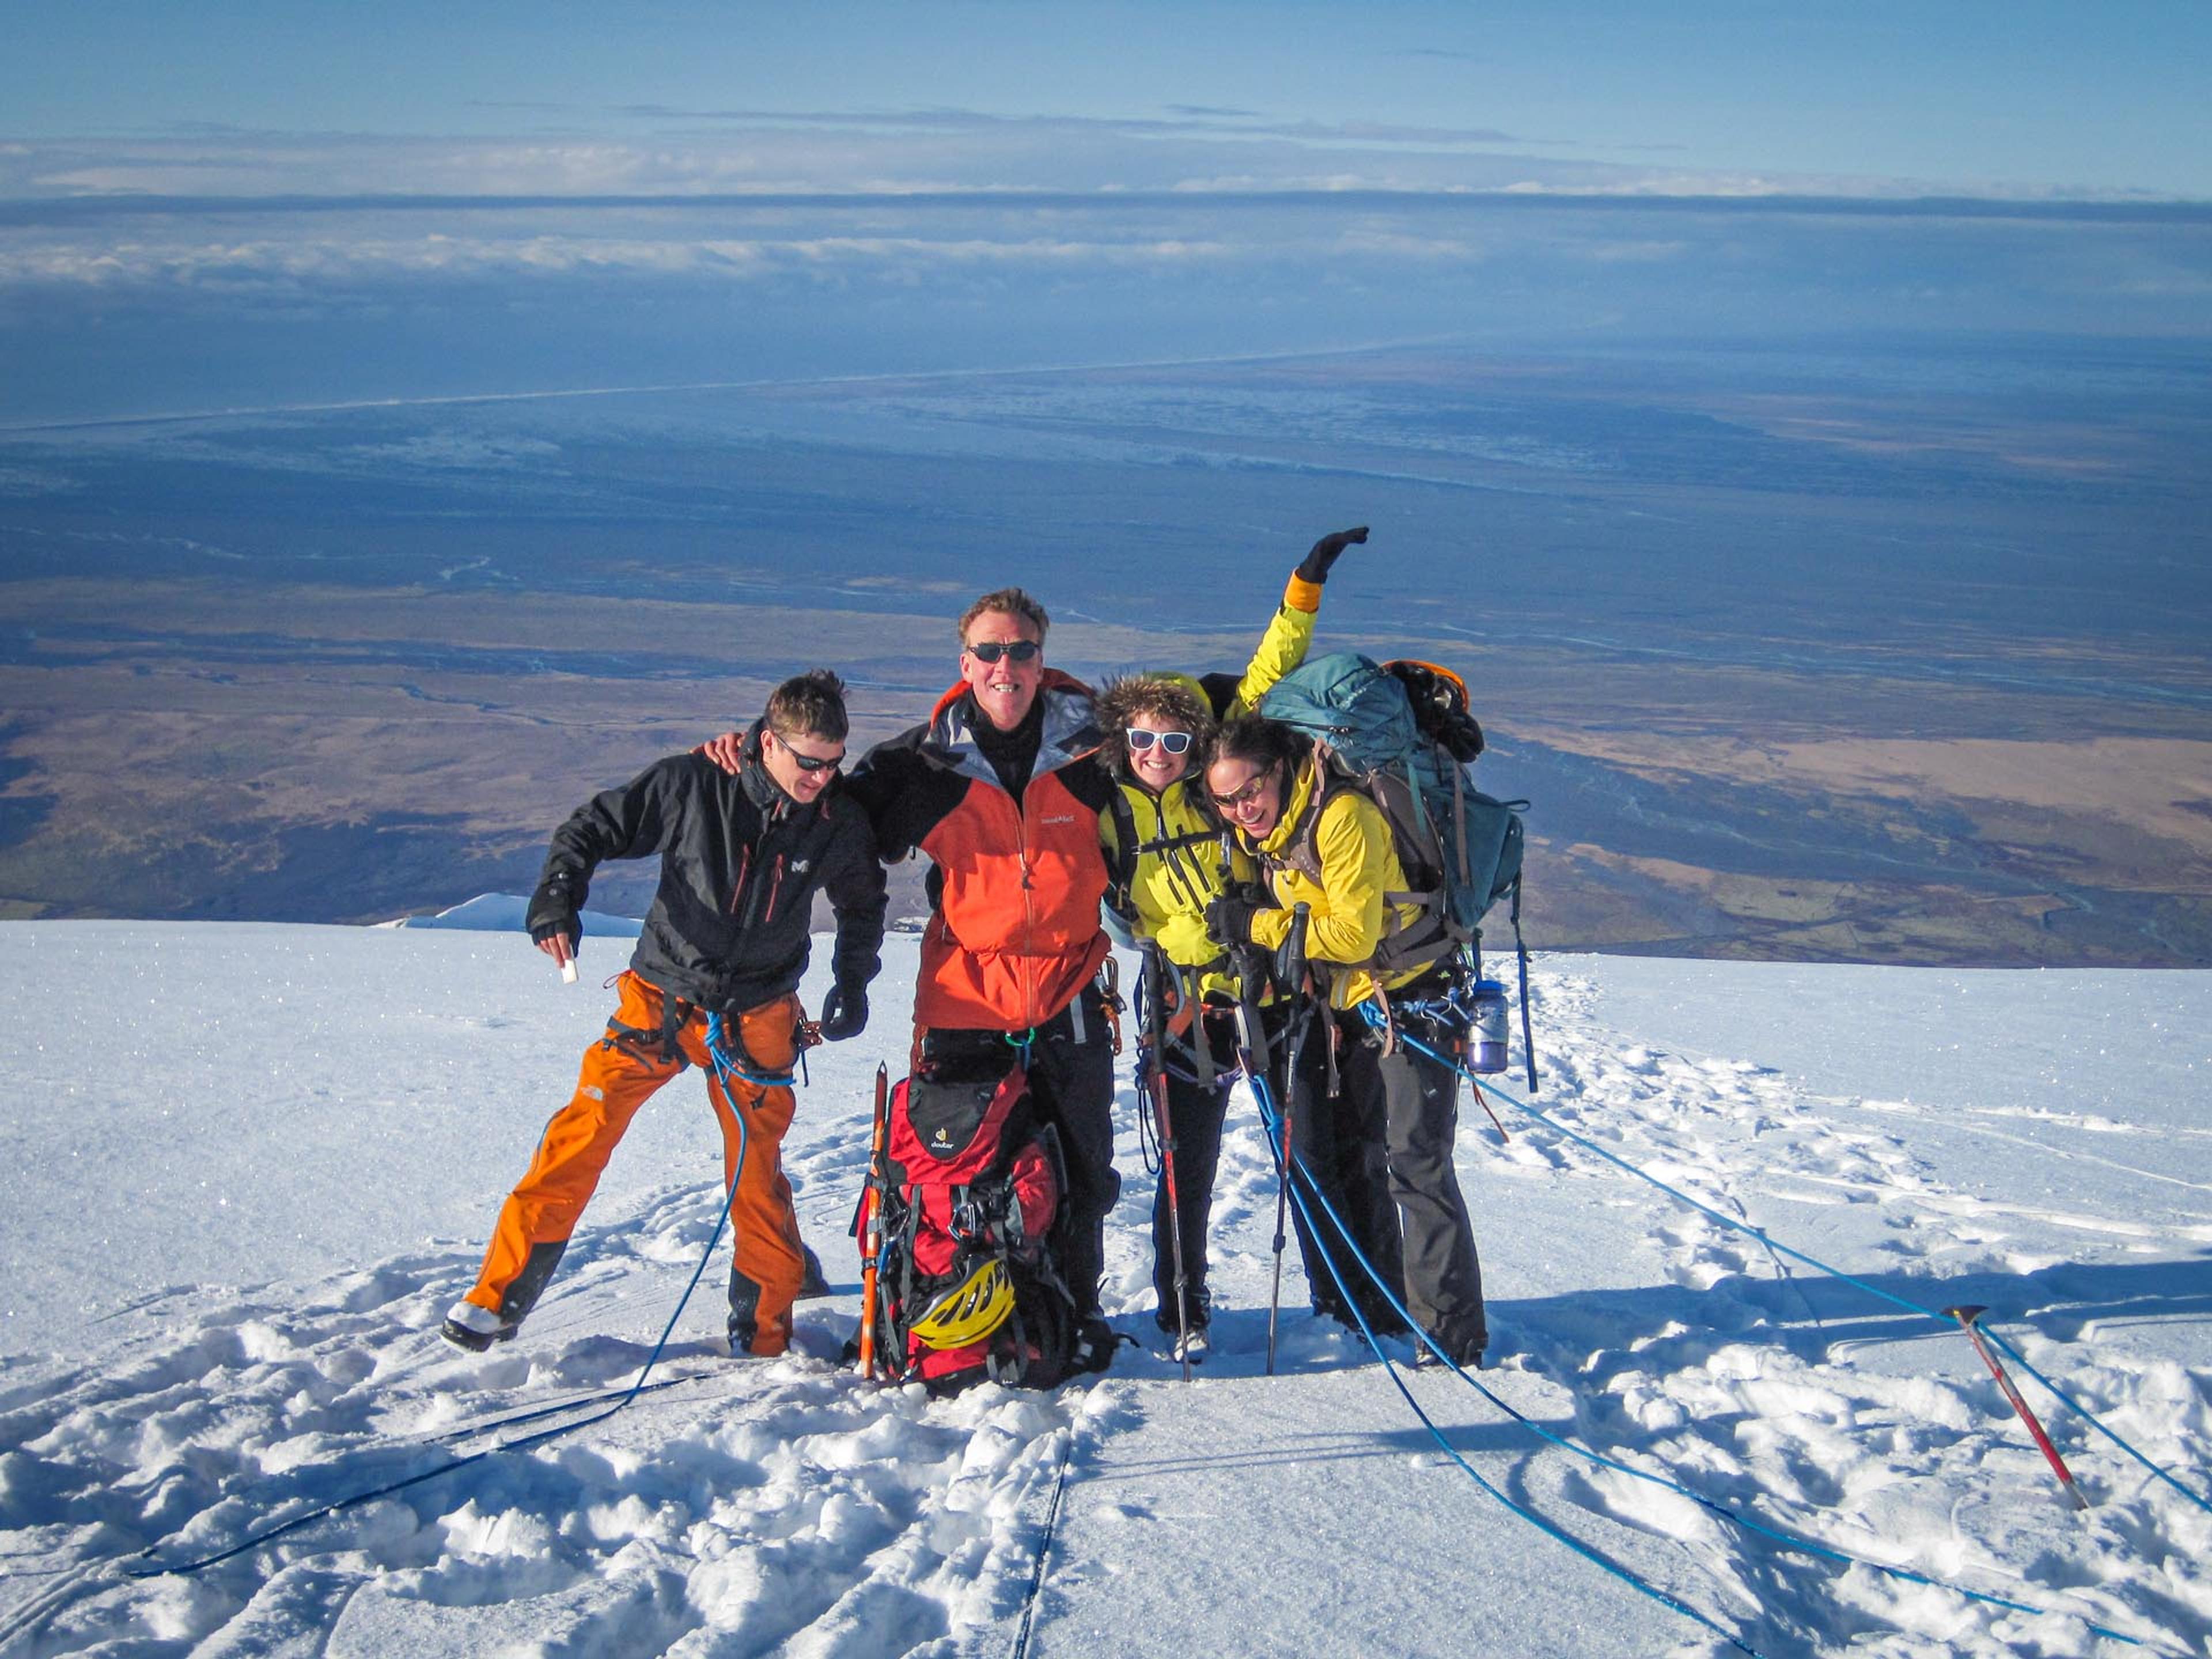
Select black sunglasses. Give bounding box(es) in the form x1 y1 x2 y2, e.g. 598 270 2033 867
771 732 844 773
965 639 1041 664
1126 728 1194 755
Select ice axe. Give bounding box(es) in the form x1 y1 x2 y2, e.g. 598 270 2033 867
1943 1304 2088 1512
855 1065 890 1381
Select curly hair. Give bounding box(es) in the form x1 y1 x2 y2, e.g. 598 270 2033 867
1095 673 1214 783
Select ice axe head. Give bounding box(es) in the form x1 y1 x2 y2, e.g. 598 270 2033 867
1941 1304 1988 1327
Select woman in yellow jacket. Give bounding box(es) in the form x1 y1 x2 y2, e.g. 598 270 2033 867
1097 527 1365 1359
1202 713 1488 1365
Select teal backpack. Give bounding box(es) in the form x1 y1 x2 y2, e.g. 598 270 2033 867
1259 651 1535 1082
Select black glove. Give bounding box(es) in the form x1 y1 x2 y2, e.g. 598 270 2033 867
1295 525 1369 585
526 874 581 954
1206 895 1275 948
817 982 869 1042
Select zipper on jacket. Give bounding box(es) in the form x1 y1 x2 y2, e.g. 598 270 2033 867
729 843 752 915
1017 793 1039 1026
762 854 787 925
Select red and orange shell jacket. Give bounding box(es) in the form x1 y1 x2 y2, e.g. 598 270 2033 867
846 673 1117 1033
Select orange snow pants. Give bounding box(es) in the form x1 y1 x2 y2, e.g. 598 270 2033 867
464 971 806 1356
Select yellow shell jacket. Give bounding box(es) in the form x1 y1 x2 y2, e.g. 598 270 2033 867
1103 778 1255 998
1099 572 1321 1002
1241 757 1429 1011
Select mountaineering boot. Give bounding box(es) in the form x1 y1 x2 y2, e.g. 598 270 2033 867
729 1308 793 1358
441 1300 520 1352
1069 1317 1120 1377
1156 1291 1211 1363
1410 1333 1486 1371
797 1242 832 1301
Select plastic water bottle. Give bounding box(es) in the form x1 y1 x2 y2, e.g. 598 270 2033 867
1470 979 1509 1073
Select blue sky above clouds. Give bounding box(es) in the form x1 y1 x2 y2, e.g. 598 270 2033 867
2 2 2208 423
8 1 2210 196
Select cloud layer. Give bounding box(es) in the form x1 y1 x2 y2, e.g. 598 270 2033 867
7 105 2146 207
3 109 2207 427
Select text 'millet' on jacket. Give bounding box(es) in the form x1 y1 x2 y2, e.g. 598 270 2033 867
845 672 1116 1033
532 725 888 1016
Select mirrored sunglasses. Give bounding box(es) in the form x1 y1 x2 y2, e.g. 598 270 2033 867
965 639 1041 664
1125 728 1194 755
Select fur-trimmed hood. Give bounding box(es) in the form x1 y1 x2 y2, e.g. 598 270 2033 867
1095 672 1214 785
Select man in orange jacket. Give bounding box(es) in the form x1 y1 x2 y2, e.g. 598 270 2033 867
444 670 887 1358
842 590 1123 1343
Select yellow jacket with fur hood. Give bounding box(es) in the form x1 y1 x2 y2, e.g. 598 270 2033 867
1099 573 1322 1001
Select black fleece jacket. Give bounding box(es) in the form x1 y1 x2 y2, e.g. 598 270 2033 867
527 729 887 1016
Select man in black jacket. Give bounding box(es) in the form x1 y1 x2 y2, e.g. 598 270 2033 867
442 670 887 1357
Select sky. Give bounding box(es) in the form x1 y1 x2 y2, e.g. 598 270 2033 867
2 3 2209 423
6 2 2212 198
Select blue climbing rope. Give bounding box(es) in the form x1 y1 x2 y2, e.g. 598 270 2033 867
1250 1065 2150 1649
119 1105 755 1582
1008 1430 1077 1659
1374 1010 2212 1522
1245 1067 1770 1657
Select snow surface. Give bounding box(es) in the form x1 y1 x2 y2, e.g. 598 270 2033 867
1 916 2207 1658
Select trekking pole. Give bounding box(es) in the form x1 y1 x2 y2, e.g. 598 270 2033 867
1142 944 1194 1382
856 1064 890 1381
1944 1304 2089 1512
1255 903 1308 1377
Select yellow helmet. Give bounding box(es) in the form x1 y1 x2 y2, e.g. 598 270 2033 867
908 1258 1015 1350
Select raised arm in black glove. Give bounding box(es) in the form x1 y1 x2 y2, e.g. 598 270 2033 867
1295 524 1369 585
817 981 869 1042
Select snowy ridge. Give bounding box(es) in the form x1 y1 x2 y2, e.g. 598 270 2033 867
379 892 643 938
0 924 2207 1656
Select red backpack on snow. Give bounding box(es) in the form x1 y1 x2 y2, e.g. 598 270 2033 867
862 1056 1082 1393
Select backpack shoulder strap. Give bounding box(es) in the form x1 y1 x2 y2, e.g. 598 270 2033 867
1260 748 1336 888
1104 787 1141 923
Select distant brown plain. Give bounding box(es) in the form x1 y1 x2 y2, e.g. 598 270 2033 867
5 571 2208 967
